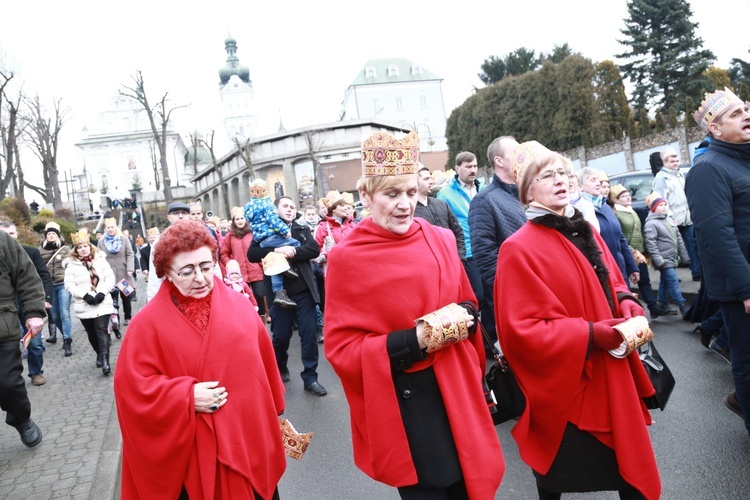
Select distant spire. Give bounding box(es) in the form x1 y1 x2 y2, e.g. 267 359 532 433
219 34 251 87
277 110 286 132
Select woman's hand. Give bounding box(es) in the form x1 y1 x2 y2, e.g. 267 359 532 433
194 381 228 414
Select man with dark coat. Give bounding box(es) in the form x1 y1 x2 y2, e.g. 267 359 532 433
414 166 466 260
248 196 327 396
0 228 45 448
0 222 53 386
686 88 750 434
468 136 525 353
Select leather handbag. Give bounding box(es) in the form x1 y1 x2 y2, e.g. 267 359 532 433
480 323 526 425
639 340 676 411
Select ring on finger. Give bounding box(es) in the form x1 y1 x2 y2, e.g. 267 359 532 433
213 391 220 398
209 404 219 411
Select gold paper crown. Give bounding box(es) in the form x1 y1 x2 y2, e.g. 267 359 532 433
104 217 117 227
249 179 269 199
230 206 244 219
694 87 743 131
188 200 202 209
71 230 89 246
146 227 160 237
321 190 343 209
510 141 552 183
342 192 355 205
361 131 420 177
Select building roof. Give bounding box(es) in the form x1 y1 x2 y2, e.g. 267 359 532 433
350 58 441 87
219 35 251 87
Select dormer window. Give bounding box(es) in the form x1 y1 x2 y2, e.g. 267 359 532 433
387 65 399 76
366 67 377 78
411 65 422 75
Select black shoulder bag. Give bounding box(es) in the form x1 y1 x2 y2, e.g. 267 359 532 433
480 323 526 425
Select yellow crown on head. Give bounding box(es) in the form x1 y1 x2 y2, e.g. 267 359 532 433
146 227 160 237
71 230 89 246
104 217 117 227
694 87 743 131
361 131 420 177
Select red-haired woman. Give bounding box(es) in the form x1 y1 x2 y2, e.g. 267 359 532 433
114 220 285 500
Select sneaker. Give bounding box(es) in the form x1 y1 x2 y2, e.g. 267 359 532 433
708 338 731 365
725 392 744 419
31 374 46 386
678 302 690 316
273 290 297 309
657 302 678 315
15 419 42 448
123 318 130 326
316 326 324 343
649 304 671 318
279 370 291 383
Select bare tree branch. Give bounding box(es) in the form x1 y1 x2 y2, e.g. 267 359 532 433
199 130 230 218
231 135 256 181
23 95 68 208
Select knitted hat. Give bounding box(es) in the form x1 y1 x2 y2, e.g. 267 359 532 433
645 191 664 209
249 179 269 199
361 131 420 177
226 259 241 275
694 87 744 131
609 184 628 201
44 221 61 237
649 198 667 212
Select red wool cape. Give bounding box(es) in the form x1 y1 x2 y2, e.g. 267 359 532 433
324 218 505 499
114 276 286 500
495 221 661 499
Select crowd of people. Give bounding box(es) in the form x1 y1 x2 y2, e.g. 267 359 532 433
1 86 748 499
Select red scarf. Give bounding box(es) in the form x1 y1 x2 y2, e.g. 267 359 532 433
80 255 99 288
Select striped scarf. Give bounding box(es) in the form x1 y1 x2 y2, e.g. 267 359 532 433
80 255 100 289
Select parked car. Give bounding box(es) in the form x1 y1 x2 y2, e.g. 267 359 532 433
608 167 690 226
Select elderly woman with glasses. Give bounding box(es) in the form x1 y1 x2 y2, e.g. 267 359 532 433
114 220 286 500
495 142 660 499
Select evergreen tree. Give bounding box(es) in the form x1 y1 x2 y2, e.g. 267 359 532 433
666 107 678 128
637 108 651 137
617 0 715 113
728 51 750 98
654 110 665 132
478 56 507 85
684 96 697 128
593 61 631 142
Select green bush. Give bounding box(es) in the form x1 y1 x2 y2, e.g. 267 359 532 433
0 197 32 226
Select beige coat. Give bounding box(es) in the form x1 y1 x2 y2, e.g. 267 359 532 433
64 251 116 319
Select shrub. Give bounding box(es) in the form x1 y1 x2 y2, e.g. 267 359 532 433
0 197 32 226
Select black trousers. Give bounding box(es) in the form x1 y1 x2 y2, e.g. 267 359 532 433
398 479 469 500
0 339 31 427
80 316 109 354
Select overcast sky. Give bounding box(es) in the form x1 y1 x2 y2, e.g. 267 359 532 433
1 0 748 190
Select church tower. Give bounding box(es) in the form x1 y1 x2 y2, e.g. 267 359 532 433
219 35 257 141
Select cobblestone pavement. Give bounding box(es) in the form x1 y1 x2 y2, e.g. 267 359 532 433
0 275 146 500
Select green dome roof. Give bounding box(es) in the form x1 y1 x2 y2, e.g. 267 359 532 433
219 36 250 86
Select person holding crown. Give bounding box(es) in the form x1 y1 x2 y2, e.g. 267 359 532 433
686 87 750 432
65 229 116 375
324 130 505 498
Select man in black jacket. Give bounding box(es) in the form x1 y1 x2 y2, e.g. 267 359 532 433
1 222 53 386
248 196 327 396
687 88 750 434
414 167 466 260
468 136 524 354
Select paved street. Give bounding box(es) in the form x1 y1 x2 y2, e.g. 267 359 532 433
2 267 749 499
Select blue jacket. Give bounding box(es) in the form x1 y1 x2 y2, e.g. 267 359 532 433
436 175 483 258
468 174 525 289
595 203 638 282
244 197 289 242
686 139 750 302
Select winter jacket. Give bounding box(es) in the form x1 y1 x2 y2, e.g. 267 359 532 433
643 212 690 270
98 235 135 288
686 138 750 302
64 251 115 319
23 245 53 306
415 196 466 261
244 197 289 242
652 167 691 226
39 241 72 285
436 175 483 258
248 221 321 305
313 216 357 259
0 231 45 342
220 230 264 283
468 174 525 289
614 205 645 253
594 203 638 282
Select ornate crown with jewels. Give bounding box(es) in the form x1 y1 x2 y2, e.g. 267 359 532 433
361 131 420 177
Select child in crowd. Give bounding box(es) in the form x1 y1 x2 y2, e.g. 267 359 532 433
243 179 299 308
223 259 258 310
644 193 691 316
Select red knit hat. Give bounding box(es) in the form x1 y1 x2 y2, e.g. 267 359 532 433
649 198 667 212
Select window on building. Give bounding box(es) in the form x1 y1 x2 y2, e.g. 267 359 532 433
387 65 399 76
366 67 376 78
412 65 422 75
396 97 404 110
420 95 427 108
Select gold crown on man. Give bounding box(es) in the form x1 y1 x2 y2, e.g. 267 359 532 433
71 230 89 246
694 87 743 131
146 227 160 237
361 131 420 177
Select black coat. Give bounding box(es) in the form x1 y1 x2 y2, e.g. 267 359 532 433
23 245 53 304
247 221 321 304
414 197 466 260
686 138 750 302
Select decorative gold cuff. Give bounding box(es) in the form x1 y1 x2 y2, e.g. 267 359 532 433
418 303 470 353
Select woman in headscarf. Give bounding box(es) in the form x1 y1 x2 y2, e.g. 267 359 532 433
495 141 660 499
325 131 504 499
64 230 116 374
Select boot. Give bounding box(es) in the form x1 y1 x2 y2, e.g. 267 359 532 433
273 289 297 309
63 338 72 357
97 331 111 375
46 323 57 344
96 353 103 368
316 325 324 343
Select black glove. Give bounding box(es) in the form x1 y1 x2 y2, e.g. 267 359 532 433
83 293 97 305
94 292 106 304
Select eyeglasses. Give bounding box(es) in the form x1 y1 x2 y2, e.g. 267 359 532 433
169 261 214 279
533 168 568 184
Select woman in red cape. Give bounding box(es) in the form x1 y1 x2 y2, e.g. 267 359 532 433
114 220 285 500
495 142 661 499
325 131 504 500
